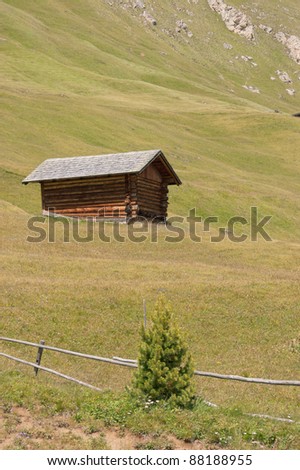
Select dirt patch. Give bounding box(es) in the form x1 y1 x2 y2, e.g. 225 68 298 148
0 406 213 450
0 406 105 450
104 428 210 450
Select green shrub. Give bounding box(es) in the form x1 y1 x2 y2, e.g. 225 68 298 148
133 295 195 408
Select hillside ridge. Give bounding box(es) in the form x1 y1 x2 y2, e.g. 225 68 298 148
105 0 300 99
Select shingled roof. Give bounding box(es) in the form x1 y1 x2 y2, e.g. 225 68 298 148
22 149 181 185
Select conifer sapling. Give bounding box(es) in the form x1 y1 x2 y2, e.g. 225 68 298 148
133 295 195 408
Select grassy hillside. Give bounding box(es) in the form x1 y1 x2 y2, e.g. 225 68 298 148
0 0 300 449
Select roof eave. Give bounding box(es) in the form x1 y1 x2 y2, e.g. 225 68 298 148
137 150 182 186
22 170 141 185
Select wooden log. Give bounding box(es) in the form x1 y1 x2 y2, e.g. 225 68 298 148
44 174 126 183
43 191 126 203
45 211 127 218
137 185 162 193
137 196 163 206
137 187 162 197
137 175 162 185
0 337 138 367
43 183 126 196
137 201 162 210
43 178 126 187
44 193 126 202
137 191 162 200
43 183 125 193
139 209 164 217
137 180 162 188
45 189 126 197
51 208 126 214
44 203 126 212
44 199 126 207
141 177 162 184
136 182 162 191
44 197 127 207
60 213 127 218
45 187 126 195
44 189 126 199
45 209 127 217
54 203 126 210
113 356 137 364
193 370 300 386
137 184 162 192
138 205 163 214
53 213 126 219
137 193 163 202
0 352 104 392
45 200 127 208
50 207 127 215
59 214 126 219
139 188 163 196
44 176 126 188
139 202 163 212
138 198 163 207
47 210 126 218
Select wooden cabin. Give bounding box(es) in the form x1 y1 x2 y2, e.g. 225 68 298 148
22 150 181 221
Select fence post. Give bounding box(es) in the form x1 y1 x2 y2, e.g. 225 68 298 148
34 340 45 376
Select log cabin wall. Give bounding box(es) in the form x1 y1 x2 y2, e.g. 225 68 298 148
41 175 127 218
135 164 169 219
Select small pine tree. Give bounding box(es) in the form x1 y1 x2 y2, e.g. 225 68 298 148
133 295 195 408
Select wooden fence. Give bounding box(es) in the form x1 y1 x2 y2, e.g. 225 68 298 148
1 336 299 391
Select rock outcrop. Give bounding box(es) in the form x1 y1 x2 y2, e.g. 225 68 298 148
207 0 255 41
285 36 300 64
242 85 260 94
286 88 296 96
270 70 297 96
276 70 292 84
275 32 300 64
176 19 188 33
259 24 273 34
275 32 287 44
143 10 157 26
175 19 193 38
133 1 145 8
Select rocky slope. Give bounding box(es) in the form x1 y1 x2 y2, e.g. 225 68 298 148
104 0 300 101
207 0 255 41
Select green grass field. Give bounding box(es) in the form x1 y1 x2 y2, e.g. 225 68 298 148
0 0 300 449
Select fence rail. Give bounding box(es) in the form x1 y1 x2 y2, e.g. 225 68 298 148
0 352 103 392
1 336 300 388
